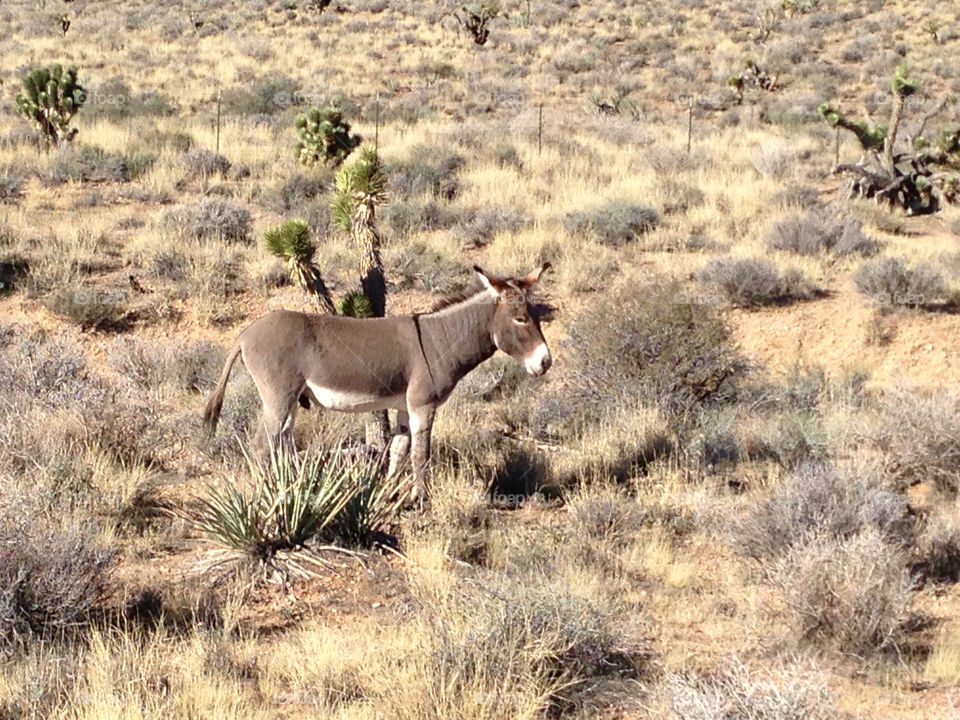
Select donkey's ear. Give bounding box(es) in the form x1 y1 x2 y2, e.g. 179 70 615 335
474 265 506 293
521 262 551 288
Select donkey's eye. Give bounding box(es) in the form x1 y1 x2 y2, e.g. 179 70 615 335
513 317 529 325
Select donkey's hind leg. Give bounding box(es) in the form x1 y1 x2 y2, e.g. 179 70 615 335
256 391 300 463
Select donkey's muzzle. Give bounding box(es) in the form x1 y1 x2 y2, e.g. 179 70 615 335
525 344 552 377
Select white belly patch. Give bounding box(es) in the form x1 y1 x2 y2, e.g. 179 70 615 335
305 381 403 413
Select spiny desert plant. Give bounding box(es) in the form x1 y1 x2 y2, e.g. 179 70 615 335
819 62 960 214
327 455 411 547
263 218 336 312
295 100 362 167
186 446 359 577
332 145 390 446
453 2 500 46
337 290 374 318
15 64 86 147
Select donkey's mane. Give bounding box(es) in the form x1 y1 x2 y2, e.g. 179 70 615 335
426 286 489 313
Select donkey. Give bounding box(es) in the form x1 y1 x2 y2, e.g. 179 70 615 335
203 264 552 504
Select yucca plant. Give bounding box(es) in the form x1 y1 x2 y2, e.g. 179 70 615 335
327 456 412 547
295 100 361 167
337 290 374 318
264 218 336 313
15 64 86 147
186 445 360 579
332 145 391 447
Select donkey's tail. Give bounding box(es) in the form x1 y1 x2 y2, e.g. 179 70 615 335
203 342 243 434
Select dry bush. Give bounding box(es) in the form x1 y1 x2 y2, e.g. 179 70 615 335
181 148 231 180
47 145 131 184
853 257 946 309
386 575 654 719
543 277 747 425
387 147 464 201
771 530 915 656
452 206 532 249
916 513 960 584
766 210 879 256
695 257 820 307
0 505 114 655
871 388 960 495
731 462 914 560
668 658 843 720
162 198 252 243
563 201 659 247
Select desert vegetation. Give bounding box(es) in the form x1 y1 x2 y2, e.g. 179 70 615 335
2 0 960 718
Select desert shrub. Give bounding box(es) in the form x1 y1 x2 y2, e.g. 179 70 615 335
572 488 647 543
387 148 464 201
42 285 130 331
771 530 914 656
695 257 820 307
731 462 913 560
554 278 747 423
108 337 225 393
451 206 532 249
162 198 252 243
853 257 946 308
668 659 842 720
181 148 231 180
382 199 462 237
81 76 175 121
916 514 960 584
0 176 24 204
387 243 467 294
750 141 796 179
766 211 879 256
563 201 659 247
0 508 114 654
392 577 653 719
220 74 299 116
48 145 130 184
872 389 960 495
771 184 823 210
278 172 328 211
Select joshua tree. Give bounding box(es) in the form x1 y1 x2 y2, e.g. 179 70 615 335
818 62 960 214
453 2 500 46
332 146 391 447
295 101 362 168
15 64 86 147
263 219 336 313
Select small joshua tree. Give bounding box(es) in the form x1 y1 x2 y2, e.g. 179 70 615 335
263 218 336 313
454 2 500 46
819 62 960 214
332 146 391 447
15 64 86 147
295 100 362 168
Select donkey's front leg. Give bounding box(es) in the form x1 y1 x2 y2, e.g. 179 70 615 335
407 404 436 508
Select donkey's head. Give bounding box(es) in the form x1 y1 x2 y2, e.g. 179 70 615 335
474 263 552 377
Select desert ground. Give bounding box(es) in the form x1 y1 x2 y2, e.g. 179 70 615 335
2 0 960 718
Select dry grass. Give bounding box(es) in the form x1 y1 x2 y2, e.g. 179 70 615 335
1 0 959 717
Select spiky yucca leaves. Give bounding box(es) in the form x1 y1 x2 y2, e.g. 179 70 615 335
327 453 412 548
295 100 361 167
263 218 336 313
338 290 374 318
332 145 389 316
186 445 360 579
15 64 86 147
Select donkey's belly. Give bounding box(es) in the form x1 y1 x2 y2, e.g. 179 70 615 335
304 380 405 413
